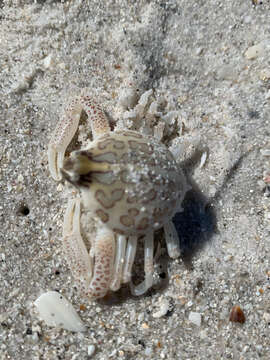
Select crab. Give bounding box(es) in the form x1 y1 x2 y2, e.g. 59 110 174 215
48 90 188 299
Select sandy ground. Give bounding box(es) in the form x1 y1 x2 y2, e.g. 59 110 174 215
1 1 270 359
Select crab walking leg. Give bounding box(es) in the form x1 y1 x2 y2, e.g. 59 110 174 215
122 236 137 284
130 231 154 296
48 92 110 181
164 220 181 259
110 235 127 292
62 198 93 291
86 228 115 299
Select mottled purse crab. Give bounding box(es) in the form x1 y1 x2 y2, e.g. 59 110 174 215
48 90 188 299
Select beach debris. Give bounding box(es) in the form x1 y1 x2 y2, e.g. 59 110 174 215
244 43 265 60
34 291 86 332
229 305 245 324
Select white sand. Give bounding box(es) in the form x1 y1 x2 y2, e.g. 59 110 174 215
1 1 270 359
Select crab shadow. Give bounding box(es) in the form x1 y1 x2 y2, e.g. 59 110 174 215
173 183 215 269
99 182 215 307
99 149 249 306
173 147 249 269
99 162 216 307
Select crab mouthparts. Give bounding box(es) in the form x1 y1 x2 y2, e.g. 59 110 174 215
61 151 110 187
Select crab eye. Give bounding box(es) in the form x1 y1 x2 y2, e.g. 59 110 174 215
60 167 86 188
62 151 112 188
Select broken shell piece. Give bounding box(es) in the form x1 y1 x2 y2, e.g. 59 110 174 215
34 291 86 332
199 151 208 168
260 149 270 157
229 305 245 324
244 43 264 60
153 298 170 318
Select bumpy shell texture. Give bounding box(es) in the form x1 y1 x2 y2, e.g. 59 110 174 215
63 130 187 236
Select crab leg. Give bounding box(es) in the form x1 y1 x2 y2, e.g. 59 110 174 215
110 235 127 292
130 231 154 296
86 227 115 299
122 236 137 284
164 220 181 259
62 198 115 299
48 91 110 181
62 198 93 291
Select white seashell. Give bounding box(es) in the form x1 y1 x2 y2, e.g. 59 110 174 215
34 291 86 332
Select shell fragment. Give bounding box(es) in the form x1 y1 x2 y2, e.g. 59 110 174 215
34 291 86 332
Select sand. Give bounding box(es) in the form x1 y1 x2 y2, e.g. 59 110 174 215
1 1 270 359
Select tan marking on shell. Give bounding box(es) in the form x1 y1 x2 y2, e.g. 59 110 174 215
128 140 152 154
95 189 114 209
137 217 149 230
98 138 125 150
128 208 139 217
92 152 117 163
119 130 143 138
142 189 157 204
120 215 135 227
111 188 124 202
98 139 113 150
120 153 129 162
95 188 124 209
127 194 138 204
113 140 125 149
120 170 134 184
92 171 116 185
96 209 109 223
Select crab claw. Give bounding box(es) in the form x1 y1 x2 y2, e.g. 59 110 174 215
48 91 110 181
48 143 66 181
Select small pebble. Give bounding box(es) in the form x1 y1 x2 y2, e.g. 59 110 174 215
260 69 270 81
142 322 149 329
260 149 270 157
17 174 24 183
229 305 245 324
244 43 264 60
145 347 153 356
43 54 54 69
263 312 270 323
153 298 170 318
87 344 95 357
188 312 202 326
